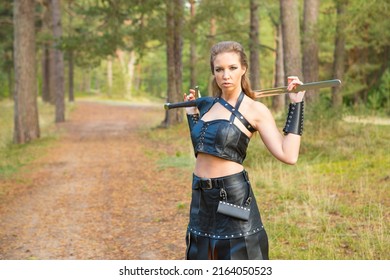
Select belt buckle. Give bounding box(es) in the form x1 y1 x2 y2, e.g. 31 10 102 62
201 178 213 189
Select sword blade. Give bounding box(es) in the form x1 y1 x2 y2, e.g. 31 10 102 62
255 79 341 98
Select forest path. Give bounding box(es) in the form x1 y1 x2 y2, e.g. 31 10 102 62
0 101 189 260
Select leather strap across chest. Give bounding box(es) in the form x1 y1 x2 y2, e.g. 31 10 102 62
217 92 256 133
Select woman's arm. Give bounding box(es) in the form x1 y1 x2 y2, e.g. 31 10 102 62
253 76 305 165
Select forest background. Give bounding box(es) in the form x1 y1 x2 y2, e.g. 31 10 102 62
0 0 389 260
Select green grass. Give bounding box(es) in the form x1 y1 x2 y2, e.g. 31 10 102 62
145 108 390 260
0 100 75 178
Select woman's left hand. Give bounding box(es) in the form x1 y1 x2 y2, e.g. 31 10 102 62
287 76 305 103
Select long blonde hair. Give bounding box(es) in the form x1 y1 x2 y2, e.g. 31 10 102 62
210 41 255 99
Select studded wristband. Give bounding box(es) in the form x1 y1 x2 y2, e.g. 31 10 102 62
283 101 304 136
186 113 199 131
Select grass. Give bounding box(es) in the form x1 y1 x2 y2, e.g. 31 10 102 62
145 107 390 260
0 99 75 179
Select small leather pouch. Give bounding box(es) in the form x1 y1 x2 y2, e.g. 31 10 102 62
217 201 250 221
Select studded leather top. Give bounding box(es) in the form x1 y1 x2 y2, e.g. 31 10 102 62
189 92 256 164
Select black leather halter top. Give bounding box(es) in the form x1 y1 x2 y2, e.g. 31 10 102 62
190 92 256 164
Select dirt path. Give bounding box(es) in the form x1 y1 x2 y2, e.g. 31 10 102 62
0 101 190 260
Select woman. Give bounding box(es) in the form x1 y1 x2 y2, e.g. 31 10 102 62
183 41 305 260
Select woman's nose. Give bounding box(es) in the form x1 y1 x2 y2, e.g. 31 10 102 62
222 71 229 79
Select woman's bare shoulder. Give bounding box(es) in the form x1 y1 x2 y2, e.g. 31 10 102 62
246 98 272 117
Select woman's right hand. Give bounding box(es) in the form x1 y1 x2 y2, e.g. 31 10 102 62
184 88 198 115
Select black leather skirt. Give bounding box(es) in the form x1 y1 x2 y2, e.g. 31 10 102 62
186 170 269 260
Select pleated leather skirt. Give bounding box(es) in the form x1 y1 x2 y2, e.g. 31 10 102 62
185 170 269 260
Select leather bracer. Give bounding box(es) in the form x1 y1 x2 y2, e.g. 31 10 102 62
283 101 304 136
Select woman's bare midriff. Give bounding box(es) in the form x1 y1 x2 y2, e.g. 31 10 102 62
194 153 244 178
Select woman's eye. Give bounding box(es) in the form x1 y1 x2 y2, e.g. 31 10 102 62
230 66 238 70
215 68 222 72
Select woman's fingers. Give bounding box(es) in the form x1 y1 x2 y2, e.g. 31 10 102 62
184 89 196 101
287 76 303 91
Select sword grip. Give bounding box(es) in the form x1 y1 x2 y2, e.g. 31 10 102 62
164 100 197 110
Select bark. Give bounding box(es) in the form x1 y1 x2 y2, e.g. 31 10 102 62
207 17 217 96
68 50 74 102
302 0 320 103
41 0 52 103
280 0 303 83
272 23 286 111
49 46 56 104
52 0 65 123
173 0 183 112
67 0 74 103
41 45 50 102
249 0 261 89
189 0 197 88
107 55 113 97
13 0 40 144
331 0 347 107
163 0 184 127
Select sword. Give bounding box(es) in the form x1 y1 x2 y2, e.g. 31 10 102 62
164 79 341 110
254 79 341 98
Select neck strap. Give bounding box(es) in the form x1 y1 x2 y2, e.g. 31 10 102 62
217 92 256 133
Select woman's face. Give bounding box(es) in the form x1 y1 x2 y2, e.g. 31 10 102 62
213 52 246 93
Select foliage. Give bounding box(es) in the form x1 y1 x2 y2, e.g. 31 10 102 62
0 1 13 98
341 0 390 106
367 69 390 114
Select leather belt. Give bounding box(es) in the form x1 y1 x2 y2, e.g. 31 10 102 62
193 170 248 189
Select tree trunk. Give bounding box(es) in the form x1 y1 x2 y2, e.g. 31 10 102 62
68 50 74 102
52 0 65 123
280 0 303 84
49 48 56 104
207 17 217 96
163 0 183 127
173 0 183 114
44 0 56 104
249 0 260 89
332 0 347 108
13 0 40 144
272 23 286 112
189 0 197 89
41 0 52 103
41 46 51 102
67 0 74 103
302 0 320 103
107 55 113 97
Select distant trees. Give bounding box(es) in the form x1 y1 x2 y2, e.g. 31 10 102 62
3 0 390 138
